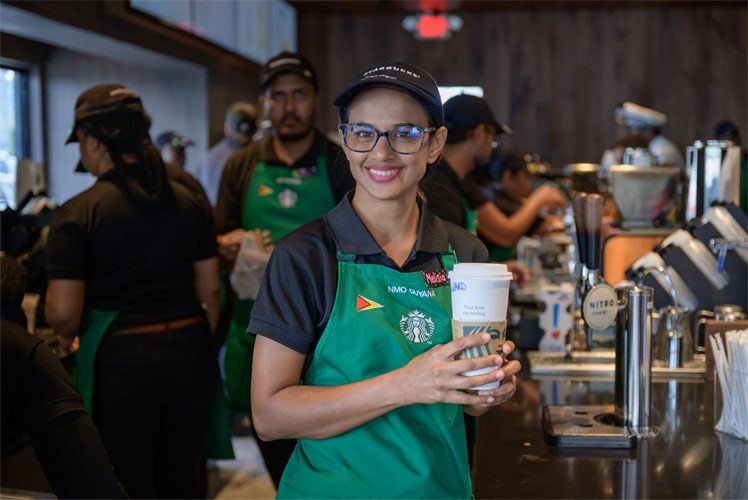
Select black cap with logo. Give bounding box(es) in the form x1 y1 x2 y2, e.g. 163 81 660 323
259 52 318 91
155 131 194 150
333 61 444 126
443 94 512 136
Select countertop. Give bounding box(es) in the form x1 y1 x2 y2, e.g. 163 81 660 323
472 353 747 499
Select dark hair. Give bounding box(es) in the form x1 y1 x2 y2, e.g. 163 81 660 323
78 103 171 206
715 120 742 146
1 254 27 323
444 125 478 145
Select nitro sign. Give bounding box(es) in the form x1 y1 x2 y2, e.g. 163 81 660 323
582 284 618 330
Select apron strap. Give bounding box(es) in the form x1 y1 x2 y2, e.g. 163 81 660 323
336 250 356 261
439 245 457 269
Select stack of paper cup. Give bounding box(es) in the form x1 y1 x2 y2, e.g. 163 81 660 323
448 263 513 390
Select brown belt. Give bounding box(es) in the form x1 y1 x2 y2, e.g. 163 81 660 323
111 315 203 336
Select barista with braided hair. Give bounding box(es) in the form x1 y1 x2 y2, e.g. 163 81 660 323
45 84 224 498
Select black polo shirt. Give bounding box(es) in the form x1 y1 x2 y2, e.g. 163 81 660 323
1 320 127 498
46 169 217 329
420 159 488 229
214 131 354 234
248 193 489 371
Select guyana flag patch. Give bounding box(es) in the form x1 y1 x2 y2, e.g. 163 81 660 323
258 184 274 196
356 295 383 312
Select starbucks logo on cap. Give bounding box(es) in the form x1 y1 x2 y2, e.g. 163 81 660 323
399 309 435 343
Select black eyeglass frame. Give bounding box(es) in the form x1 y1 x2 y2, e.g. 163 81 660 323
338 123 437 155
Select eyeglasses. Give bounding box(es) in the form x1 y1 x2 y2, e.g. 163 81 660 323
339 123 436 155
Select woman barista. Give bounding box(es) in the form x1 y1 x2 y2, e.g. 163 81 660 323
45 85 222 498
249 62 521 498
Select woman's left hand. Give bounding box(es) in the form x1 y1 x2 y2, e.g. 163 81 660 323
465 341 521 413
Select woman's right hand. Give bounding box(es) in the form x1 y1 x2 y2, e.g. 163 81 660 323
530 184 567 211
395 333 504 406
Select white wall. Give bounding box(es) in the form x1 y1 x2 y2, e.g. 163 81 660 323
45 47 208 204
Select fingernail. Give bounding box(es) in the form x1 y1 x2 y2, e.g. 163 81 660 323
481 333 490 342
487 396 495 403
478 391 489 396
497 371 505 380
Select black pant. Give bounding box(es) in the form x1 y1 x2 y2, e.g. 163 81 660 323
93 321 216 499
250 426 297 488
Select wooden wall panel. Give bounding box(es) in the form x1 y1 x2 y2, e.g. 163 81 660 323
299 5 747 168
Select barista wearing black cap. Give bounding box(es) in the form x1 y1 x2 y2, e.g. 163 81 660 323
214 51 353 486
200 102 258 206
45 84 226 498
421 94 565 258
156 130 194 170
249 61 520 499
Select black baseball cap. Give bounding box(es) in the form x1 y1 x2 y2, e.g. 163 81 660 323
65 84 142 145
67 84 147 173
259 52 318 91
444 94 512 135
155 131 194 150
333 61 444 126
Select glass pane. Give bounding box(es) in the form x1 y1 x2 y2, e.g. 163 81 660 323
438 86 484 103
0 68 19 209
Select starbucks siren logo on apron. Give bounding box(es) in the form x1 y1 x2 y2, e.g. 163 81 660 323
278 188 298 208
399 308 435 343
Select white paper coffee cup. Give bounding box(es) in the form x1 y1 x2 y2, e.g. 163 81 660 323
448 263 512 390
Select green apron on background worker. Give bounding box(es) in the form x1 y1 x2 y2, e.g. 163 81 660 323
72 307 234 459
277 250 471 499
224 157 336 415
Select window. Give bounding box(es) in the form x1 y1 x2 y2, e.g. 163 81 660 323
438 86 484 103
0 66 30 209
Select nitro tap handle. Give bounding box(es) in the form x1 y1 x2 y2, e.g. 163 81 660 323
572 194 588 268
585 194 604 272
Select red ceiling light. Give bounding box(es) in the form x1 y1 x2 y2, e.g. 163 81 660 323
402 13 463 40
417 15 449 38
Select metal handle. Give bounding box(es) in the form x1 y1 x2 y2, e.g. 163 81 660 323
708 238 748 272
636 266 679 326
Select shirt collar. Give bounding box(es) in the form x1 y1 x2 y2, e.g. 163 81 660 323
258 130 329 166
324 191 450 257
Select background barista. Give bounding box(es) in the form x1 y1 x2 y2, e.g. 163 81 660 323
421 95 565 265
155 130 194 170
213 51 354 486
200 102 258 206
477 150 565 261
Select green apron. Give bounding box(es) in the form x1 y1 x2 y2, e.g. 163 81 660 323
224 157 336 415
74 306 234 459
75 306 119 414
457 187 479 235
277 251 472 499
488 243 515 262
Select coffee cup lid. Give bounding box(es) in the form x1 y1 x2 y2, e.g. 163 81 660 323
449 263 513 279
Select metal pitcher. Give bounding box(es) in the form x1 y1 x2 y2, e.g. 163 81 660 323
655 306 693 368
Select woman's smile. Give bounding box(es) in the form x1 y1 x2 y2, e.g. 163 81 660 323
365 165 403 182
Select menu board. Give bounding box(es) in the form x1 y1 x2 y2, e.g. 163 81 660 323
130 0 296 64
194 0 235 52
236 0 268 64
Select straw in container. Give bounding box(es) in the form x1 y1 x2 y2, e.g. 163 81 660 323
709 329 748 440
